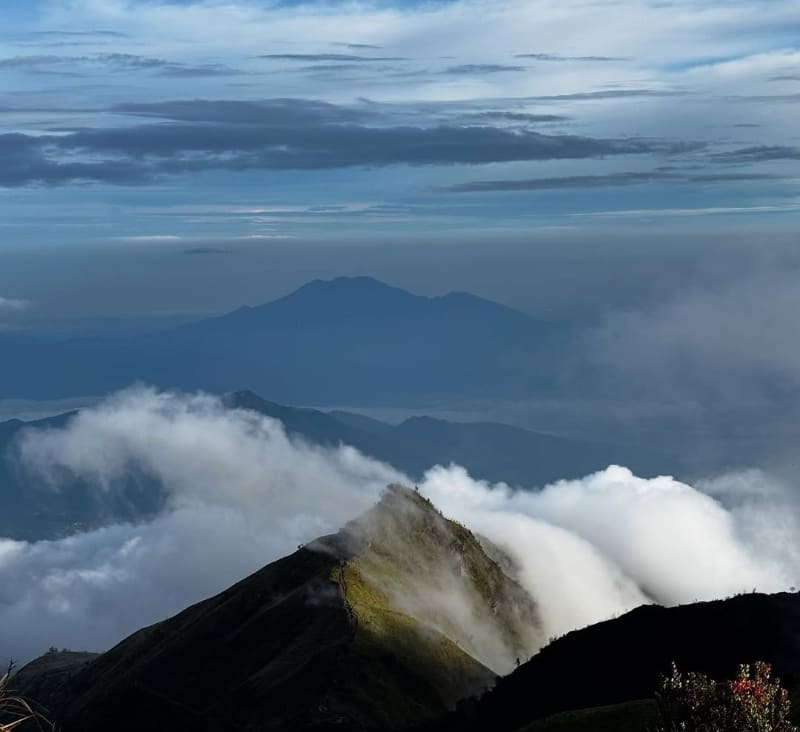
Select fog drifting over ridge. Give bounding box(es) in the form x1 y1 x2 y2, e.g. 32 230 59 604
1 387 798 666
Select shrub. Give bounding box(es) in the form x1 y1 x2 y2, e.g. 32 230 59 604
656 660 797 731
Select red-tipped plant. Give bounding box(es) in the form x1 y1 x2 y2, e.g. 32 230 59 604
656 660 797 731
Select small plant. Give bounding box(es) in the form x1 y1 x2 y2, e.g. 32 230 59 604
656 660 797 731
0 663 52 732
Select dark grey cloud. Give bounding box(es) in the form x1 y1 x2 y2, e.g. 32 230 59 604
515 53 628 62
32 30 127 38
183 248 228 255
0 55 67 69
113 98 368 125
442 170 778 192
258 53 404 62
690 172 781 183
444 64 527 75
444 171 674 192
469 111 569 123
712 146 800 163
0 132 149 187
0 96 699 186
292 63 377 73
727 93 800 103
530 89 685 101
332 43 384 50
0 53 245 78
768 75 800 82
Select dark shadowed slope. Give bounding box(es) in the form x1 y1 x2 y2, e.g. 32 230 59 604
0 277 562 403
17 486 542 732
424 591 800 732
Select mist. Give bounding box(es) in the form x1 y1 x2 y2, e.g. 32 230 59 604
1 387 797 667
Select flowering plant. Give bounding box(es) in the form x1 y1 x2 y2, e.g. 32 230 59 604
656 660 797 731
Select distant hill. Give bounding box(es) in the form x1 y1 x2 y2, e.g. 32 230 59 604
1 390 666 541
0 277 563 403
16 486 543 732
425 591 800 731
226 390 667 485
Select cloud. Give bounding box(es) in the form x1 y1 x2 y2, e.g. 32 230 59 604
32 30 128 39
440 170 777 192
712 145 800 163
182 247 228 255
0 297 32 312
0 387 795 666
332 43 384 50
258 53 404 62
114 98 367 125
529 89 686 101
444 171 674 192
588 266 800 400
443 64 527 75
0 98 694 187
470 111 569 123
0 53 245 78
515 53 628 62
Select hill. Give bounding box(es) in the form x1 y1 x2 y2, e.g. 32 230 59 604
0 412 163 540
16 485 543 731
424 591 800 731
225 390 664 485
2 390 665 541
0 277 561 403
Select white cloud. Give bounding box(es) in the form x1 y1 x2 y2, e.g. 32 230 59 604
0 387 796 666
0 297 31 312
590 267 800 396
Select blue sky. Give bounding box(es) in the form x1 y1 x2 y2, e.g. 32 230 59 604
0 0 799 320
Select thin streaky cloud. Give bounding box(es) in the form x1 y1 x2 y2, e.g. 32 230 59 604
258 53 405 62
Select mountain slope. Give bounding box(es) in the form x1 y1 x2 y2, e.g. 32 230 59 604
425 591 800 732
0 277 560 402
18 485 542 731
3 390 667 541
226 390 667 485
0 412 164 540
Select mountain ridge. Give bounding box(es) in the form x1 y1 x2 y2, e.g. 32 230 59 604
0 388 669 541
16 485 542 731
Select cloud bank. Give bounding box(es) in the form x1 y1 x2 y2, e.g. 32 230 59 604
0 387 796 666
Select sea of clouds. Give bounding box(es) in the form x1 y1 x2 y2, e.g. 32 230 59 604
1 386 798 666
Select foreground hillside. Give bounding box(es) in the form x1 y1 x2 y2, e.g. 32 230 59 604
17 485 542 731
13 484 800 732
424 591 800 731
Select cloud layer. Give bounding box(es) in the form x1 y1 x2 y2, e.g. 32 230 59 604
1 97 687 187
0 387 796 666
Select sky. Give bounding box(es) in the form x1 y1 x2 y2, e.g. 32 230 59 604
1 0 798 267
0 0 799 425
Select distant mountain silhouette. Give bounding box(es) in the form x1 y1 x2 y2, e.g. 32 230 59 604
16 486 541 731
0 277 562 403
1 390 667 541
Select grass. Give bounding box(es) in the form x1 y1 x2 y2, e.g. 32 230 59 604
516 699 659 731
0 664 52 732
